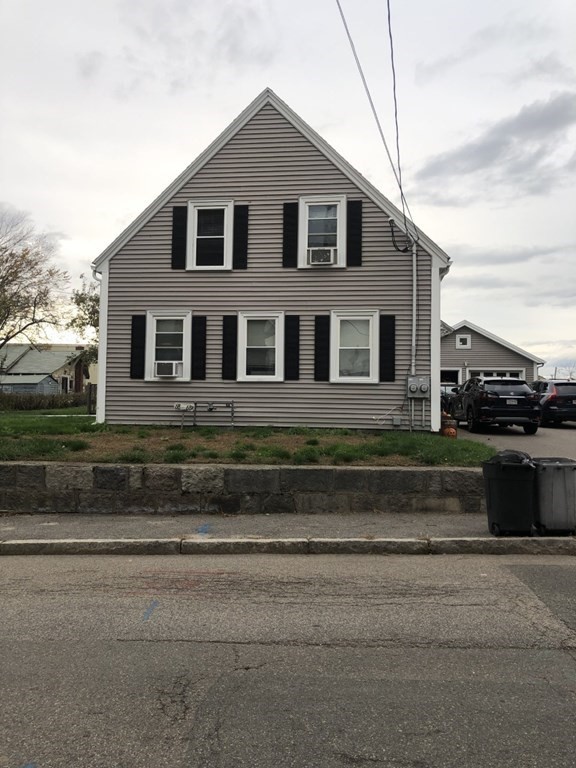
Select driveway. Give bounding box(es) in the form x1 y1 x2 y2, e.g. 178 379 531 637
457 421 576 459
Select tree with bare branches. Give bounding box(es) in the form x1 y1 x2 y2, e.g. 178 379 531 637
67 274 100 364
0 203 69 352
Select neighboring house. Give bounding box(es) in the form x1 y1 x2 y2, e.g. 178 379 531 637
440 321 545 385
92 89 451 431
0 344 91 394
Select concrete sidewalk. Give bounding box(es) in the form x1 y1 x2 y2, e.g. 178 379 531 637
1 513 575 555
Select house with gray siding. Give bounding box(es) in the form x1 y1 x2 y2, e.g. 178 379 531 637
92 89 451 431
441 320 545 385
0 344 90 394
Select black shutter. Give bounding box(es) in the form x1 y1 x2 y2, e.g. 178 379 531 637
171 207 187 269
379 315 396 382
130 315 146 379
222 316 238 380
232 205 249 270
284 315 300 380
314 316 330 381
346 200 362 266
191 316 207 380
282 202 298 268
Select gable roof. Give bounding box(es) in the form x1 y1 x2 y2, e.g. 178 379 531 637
0 374 56 385
92 88 451 272
0 344 30 369
448 320 545 364
2 344 86 375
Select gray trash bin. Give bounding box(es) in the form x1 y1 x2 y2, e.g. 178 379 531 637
483 450 536 536
534 457 576 534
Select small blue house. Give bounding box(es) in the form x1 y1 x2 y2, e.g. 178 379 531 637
0 344 90 394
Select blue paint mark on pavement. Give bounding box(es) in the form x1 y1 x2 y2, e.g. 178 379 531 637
197 523 211 535
22 763 38 768
143 599 160 622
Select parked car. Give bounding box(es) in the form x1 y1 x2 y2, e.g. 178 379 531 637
531 379 576 426
440 382 457 412
449 377 541 434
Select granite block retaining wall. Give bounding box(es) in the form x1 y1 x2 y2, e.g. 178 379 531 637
0 463 485 515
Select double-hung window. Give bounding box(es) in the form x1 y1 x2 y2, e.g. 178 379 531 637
298 195 346 268
330 310 379 383
238 312 284 382
187 200 234 270
145 310 192 381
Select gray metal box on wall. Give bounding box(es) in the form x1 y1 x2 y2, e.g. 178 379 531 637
535 458 576 533
407 376 430 399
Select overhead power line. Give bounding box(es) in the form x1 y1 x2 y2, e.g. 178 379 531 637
334 0 418 243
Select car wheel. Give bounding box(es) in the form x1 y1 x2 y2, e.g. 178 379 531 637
523 424 538 435
467 408 481 433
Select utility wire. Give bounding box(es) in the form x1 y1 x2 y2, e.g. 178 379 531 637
334 0 419 243
385 0 409 240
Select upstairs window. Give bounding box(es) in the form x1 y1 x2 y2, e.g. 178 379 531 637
187 201 234 270
298 195 346 268
456 333 471 350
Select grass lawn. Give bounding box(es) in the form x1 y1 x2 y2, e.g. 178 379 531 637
0 410 495 466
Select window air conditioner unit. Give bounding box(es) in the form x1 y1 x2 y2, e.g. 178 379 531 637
155 361 180 377
308 247 336 265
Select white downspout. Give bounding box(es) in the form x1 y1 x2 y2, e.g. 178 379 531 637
411 239 417 377
430 257 442 432
410 239 417 429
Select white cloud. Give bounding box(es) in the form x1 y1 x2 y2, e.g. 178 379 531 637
415 92 576 197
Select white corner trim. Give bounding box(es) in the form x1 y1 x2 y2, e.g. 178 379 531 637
430 262 441 432
95 263 109 423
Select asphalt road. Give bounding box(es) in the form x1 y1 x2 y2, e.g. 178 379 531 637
456 420 576 459
2 554 576 767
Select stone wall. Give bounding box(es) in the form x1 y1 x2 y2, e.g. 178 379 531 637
0 463 485 515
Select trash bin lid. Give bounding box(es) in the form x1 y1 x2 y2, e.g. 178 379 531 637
486 449 533 465
533 457 576 467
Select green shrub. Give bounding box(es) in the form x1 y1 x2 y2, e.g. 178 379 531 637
228 449 247 462
61 439 90 452
0 392 87 411
240 426 274 439
292 446 320 464
256 445 291 461
116 446 148 463
164 449 188 464
330 446 362 464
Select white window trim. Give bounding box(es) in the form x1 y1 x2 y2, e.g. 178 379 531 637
297 194 346 269
238 311 285 382
186 200 234 271
330 309 379 384
456 333 471 350
145 310 192 381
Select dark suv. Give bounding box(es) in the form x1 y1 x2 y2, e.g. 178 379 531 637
531 379 576 426
450 377 541 434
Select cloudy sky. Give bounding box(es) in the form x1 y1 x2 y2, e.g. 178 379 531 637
1 0 575 375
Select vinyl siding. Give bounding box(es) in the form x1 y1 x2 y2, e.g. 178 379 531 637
441 325 539 382
104 104 434 429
